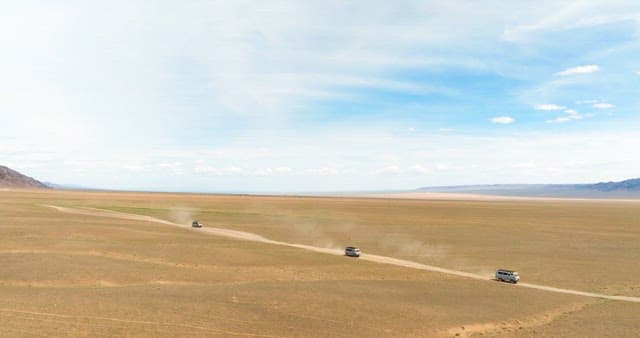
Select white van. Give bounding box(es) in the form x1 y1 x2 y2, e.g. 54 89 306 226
495 269 520 283
344 246 361 257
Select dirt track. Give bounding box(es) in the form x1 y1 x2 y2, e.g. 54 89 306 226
47 205 640 303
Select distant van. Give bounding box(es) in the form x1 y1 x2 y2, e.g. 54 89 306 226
344 246 361 257
495 269 520 283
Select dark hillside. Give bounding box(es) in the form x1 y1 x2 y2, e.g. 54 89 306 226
0 165 48 189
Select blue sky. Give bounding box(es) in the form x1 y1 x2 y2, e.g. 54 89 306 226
1 1 639 192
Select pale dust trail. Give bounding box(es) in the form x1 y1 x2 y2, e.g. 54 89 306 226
45 205 640 303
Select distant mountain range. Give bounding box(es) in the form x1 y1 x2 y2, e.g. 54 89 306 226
0 165 49 189
2 163 639 198
418 178 640 198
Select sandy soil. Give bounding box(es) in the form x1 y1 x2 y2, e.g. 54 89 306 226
48 204 640 304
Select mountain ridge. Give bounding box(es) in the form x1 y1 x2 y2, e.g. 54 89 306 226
0 165 49 189
418 178 640 198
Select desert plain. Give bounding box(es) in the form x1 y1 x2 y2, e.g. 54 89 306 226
1 189 640 337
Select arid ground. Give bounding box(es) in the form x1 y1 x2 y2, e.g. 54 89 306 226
2 189 640 337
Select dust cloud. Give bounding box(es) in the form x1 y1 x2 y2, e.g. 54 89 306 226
286 217 355 251
48 204 640 303
379 234 448 261
266 209 447 262
168 207 197 226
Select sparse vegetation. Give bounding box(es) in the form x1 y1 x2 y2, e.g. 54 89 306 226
2 189 640 337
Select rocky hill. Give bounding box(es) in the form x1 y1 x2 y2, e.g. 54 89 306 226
0 165 49 189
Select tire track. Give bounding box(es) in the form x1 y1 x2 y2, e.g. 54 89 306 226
46 205 640 303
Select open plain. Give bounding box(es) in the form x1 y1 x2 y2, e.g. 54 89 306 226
2 189 640 337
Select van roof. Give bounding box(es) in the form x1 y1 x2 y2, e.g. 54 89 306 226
497 269 517 273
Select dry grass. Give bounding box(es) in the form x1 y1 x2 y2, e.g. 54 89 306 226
1 189 639 337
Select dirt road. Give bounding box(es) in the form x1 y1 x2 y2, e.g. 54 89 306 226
47 205 640 303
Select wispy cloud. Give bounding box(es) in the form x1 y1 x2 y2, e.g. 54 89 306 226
546 115 583 124
535 104 566 111
512 161 536 169
576 99 600 105
556 64 600 76
193 165 293 176
373 165 402 175
490 116 515 124
502 2 640 41
122 164 146 172
2 2 640 191
407 164 430 174
546 109 592 124
592 102 615 109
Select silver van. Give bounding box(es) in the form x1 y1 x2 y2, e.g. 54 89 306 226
344 246 361 257
495 269 520 283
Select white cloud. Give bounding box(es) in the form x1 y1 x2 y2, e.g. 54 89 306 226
592 102 615 109
435 163 451 171
502 2 640 41
261 167 293 175
535 104 566 111
545 107 590 124
491 116 515 124
373 165 402 175
122 165 146 172
546 117 571 124
576 100 600 105
306 167 341 176
407 164 429 174
158 162 182 168
308 74 454 96
2 2 640 192
546 113 585 124
556 64 600 76
512 161 536 169
9 125 640 191
194 165 295 177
